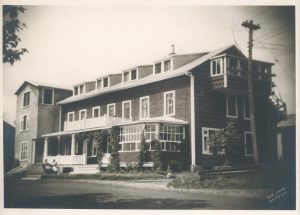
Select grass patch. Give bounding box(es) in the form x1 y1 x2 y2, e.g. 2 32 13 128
42 172 166 181
168 169 287 189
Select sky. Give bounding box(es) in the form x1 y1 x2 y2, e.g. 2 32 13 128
2 5 296 125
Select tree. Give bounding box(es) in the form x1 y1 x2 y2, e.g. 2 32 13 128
137 131 149 171
208 120 243 165
3 5 28 65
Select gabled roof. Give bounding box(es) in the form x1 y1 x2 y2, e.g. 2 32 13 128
58 44 272 105
15 80 72 95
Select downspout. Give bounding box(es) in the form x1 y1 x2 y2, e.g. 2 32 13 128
185 71 196 171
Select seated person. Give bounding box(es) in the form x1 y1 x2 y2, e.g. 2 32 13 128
51 159 59 175
43 159 53 174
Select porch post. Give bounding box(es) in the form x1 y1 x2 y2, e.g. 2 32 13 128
43 137 48 160
71 134 75 156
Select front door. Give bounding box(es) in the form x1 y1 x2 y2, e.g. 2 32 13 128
35 140 44 163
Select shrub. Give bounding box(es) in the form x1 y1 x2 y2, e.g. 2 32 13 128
137 132 149 171
108 126 121 172
167 160 182 172
151 139 162 172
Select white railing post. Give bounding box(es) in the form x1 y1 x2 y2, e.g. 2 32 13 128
43 137 48 160
224 56 228 88
71 134 75 164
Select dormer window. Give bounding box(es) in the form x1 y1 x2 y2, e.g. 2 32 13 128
131 70 137 80
123 71 130 82
155 62 162 74
123 69 138 83
74 84 84 96
164 60 171 72
96 79 102 89
103 77 109 88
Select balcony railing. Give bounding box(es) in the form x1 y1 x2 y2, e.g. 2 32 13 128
64 114 132 132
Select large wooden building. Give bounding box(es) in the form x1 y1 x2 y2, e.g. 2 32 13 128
14 45 280 172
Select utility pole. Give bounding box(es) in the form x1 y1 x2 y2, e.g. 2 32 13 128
242 20 260 164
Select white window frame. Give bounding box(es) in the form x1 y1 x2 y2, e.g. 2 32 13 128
244 131 254 157
122 100 132 120
20 114 29 131
119 124 143 152
102 77 109 88
202 127 220 155
164 90 176 116
107 103 116 117
153 62 162 75
96 79 102 90
67 112 75 122
163 59 172 72
42 88 54 105
74 84 85 95
226 95 238 118
22 90 31 108
140 96 150 119
20 141 28 161
130 69 138 80
210 58 223 77
92 106 101 118
243 98 250 120
79 109 87 120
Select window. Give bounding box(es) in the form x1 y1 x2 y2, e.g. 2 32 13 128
96 79 102 89
123 71 130 82
23 91 30 108
68 112 74 122
93 106 100 118
79 109 86 120
87 139 98 157
74 84 84 95
107 103 115 117
20 115 29 131
229 58 238 75
164 60 171 72
145 124 157 141
120 124 143 151
261 65 270 81
122 101 131 120
202 127 220 154
42 88 54 105
244 98 250 120
140 96 149 119
211 58 223 76
59 136 71 155
155 62 162 74
244 132 253 156
103 77 109 88
131 69 137 80
158 124 184 152
164 91 175 116
226 95 238 118
20 142 28 160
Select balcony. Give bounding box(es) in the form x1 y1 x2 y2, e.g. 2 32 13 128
210 55 272 95
64 115 132 132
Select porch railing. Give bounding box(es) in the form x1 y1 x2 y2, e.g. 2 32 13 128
64 115 132 132
45 154 87 165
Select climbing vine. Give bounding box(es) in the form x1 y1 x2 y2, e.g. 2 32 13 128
137 131 149 171
107 126 121 172
94 130 110 169
151 139 162 171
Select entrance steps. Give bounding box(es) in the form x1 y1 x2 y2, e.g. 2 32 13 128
21 164 44 181
70 164 99 174
21 174 42 181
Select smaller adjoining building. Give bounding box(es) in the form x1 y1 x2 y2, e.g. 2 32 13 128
14 81 73 166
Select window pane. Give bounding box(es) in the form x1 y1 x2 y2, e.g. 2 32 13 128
103 78 108 87
74 87 78 95
123 102 131 119
124 72 130 82
97 80 101 89
80 111 86 120
108 105 115 116
93 108 99 117
155 63 161 74
165 92 174 115
43 89 53 104
164 60 171 72
131 70 137 80
79 85 84 94
23 92 30 107
227 95 237 117
141 98 149 118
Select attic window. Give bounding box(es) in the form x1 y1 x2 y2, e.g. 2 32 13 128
42 88 54 105
123 71 130 82
155 63 162 74
131 70 137 80
96 79 102 89
164 60 171 72
74 84 84 95
103 77 109 88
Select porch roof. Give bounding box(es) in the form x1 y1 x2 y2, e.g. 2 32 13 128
42 116 189 137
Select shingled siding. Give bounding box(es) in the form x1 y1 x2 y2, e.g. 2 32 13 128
61 75 191 128
119 151 181 164
192 62 272 166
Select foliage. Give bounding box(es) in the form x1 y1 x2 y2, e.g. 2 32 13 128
3 6 28 65
137 131 150 171
108 126 121 172
179 138 190 170
151 139 162 171
167 160 182 172
94 130 109 169
208 119 243 165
